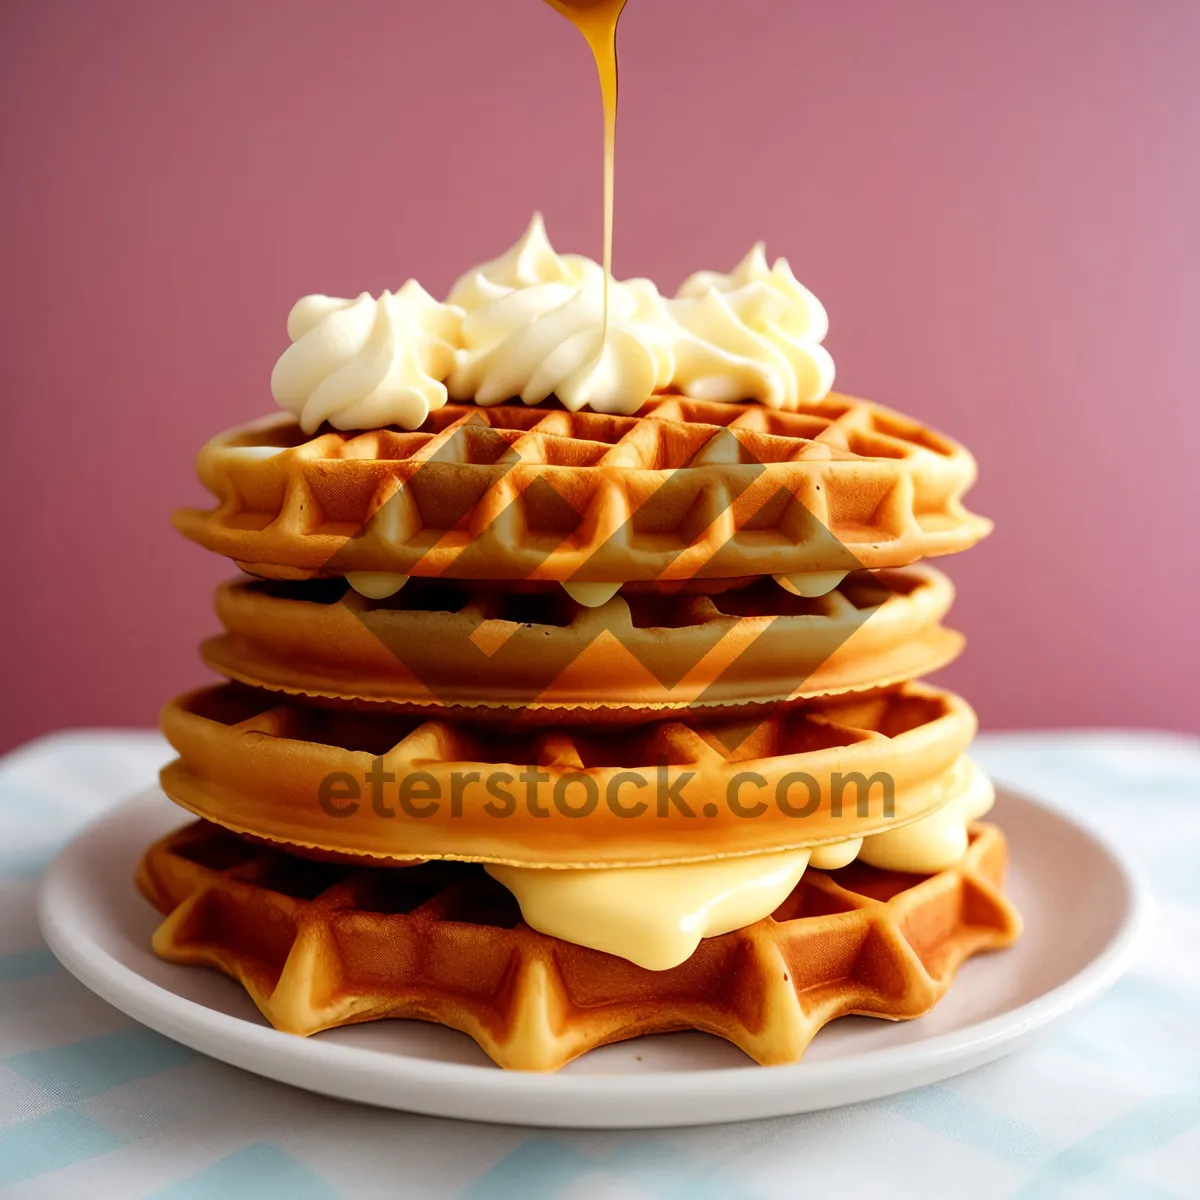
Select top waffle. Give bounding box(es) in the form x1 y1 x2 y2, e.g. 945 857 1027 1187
174 394 991 582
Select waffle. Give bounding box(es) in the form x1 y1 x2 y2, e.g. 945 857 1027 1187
201 565 963 720
138 818 1020 1071
173 394 991 583
158 680 977 866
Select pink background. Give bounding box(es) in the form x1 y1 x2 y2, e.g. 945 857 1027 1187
2 0 1197 752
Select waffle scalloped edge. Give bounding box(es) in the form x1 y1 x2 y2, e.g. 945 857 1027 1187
173 394 992 582
137 820 1022 1071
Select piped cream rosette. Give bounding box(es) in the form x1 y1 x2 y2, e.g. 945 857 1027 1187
269 214 836 428
270 283 461 434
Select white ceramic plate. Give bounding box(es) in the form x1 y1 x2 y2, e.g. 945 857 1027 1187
39 786 1145 1129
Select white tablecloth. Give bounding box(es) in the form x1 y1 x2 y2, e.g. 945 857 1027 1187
1 728 1197 1198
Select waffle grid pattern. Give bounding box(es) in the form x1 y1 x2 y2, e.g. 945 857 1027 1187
138 820 1020 1071
158 681 977 866
174 395 991 581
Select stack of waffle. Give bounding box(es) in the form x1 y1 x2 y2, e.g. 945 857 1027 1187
143 394 1020 1070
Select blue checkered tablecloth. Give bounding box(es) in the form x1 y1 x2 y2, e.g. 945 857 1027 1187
0 728 1197 1198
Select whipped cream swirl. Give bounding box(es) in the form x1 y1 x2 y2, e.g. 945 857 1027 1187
271 215 835 429
447 214 672 416
669 245 835 409
270 282 462 433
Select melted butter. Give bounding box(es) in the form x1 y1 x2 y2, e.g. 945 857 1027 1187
561 580 622 607
345 572 410 599
486 759 993 969
488 849 810 971
774 571 849 598
542 0 627 328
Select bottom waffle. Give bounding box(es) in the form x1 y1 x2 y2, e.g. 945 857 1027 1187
138 819 1021 1071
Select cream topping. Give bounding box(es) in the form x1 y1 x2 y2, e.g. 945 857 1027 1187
345 572 410 599
487 758 993 970
857 757 995 874
446 214 672 415
668 244 835 409
808 838 862 870
488 849 811 972
273 215 835 429
775 571 849 598
271 282 462 434
561 581 624 607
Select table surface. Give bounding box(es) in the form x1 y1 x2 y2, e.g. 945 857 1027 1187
0 727 1197 1199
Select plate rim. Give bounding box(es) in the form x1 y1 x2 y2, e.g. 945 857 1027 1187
38 785 1149 1127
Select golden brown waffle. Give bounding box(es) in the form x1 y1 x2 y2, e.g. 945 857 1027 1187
138 819 1021 1071
201 565 963 720
159 680 977 866
173 394 991 582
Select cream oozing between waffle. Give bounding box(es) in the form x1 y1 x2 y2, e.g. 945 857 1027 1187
487 759 995 969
